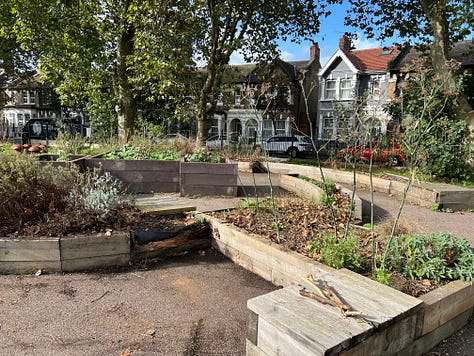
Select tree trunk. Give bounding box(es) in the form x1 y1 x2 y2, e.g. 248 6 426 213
420 0 474 152
115 25 137 142
196 61 220 146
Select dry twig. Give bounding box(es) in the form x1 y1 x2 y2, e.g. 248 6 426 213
300 274 367 318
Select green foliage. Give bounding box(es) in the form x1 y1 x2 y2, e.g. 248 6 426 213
319 192 336 207
375 269 390 285
387 61 472 181
238 199 264 211
184 147 224 163
102 143 177 160
194 216 207 226
270 220 285 231
308 234 366 272
381 232 474 283
345 1 472 48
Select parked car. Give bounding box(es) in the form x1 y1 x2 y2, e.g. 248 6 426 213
260 135 314 158
19 118 58 143
205 134 238 149
337 140 405 165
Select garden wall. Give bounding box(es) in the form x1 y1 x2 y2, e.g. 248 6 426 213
40 156 238 196
205 214 473 356
0 233 130 274
239 162 474 210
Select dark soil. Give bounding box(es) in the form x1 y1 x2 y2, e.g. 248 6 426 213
208 193 438 297
0 203 192 239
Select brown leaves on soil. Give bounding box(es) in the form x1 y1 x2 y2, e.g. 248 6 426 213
210 192 353 255
1 203 191 239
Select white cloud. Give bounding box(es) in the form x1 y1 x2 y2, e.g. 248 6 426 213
353 33 381 50
229 51 246 65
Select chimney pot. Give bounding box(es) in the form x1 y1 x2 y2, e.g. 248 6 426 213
339 35 352 51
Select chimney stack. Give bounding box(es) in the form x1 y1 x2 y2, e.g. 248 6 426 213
310 42 320 61
339 35 352 51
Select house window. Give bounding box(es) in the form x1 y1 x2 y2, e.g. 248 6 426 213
17 114 24 125
340 79 353 99
275 119 286 136
43 90 52 106
323 116 335 139
370 76 382 100
325 80 336 99
262 119 273 140
22 90 35 105
234 90 241 105
287 87 294 105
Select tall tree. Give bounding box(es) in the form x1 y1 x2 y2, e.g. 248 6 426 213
344 0 474 144
3 0 196 140
191 0 332 145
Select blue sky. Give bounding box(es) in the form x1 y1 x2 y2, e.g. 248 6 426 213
229 3 400 67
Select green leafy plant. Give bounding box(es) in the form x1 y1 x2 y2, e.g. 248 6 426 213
270 221 285 231
103 143 178 160
238 199 264 212
381 232 474 283
308 234 366 272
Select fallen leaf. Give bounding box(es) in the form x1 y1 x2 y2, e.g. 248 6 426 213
120 347 131 356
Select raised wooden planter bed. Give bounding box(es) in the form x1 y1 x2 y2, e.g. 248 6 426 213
0 227 211 274
241 161 474 211
83 158 238 196
84 158 181 193
0 233 130 274
203 214 473 356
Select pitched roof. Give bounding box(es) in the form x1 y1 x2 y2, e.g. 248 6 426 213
390 40 474 71
344 47 400 72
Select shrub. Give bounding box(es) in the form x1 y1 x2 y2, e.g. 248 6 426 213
0 152 78 230
308 234 366 272
382 232 474 283
67 171 124 218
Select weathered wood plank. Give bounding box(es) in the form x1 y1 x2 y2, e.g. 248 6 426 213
180 162 237 175
419 280 473 335
0 261 62 274
325 269 423 328
134 196 196 215
60 233 130 260
0 238 60 262
248 285 372 355
61 254 130 272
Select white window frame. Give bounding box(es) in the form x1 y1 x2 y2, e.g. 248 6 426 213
340 79 353 99
234 90 241 105
370 76 383 101
325 80 336 100
22 90 35 105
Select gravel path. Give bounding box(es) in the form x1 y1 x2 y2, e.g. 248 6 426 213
356 189 474 245
0 250 276 355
